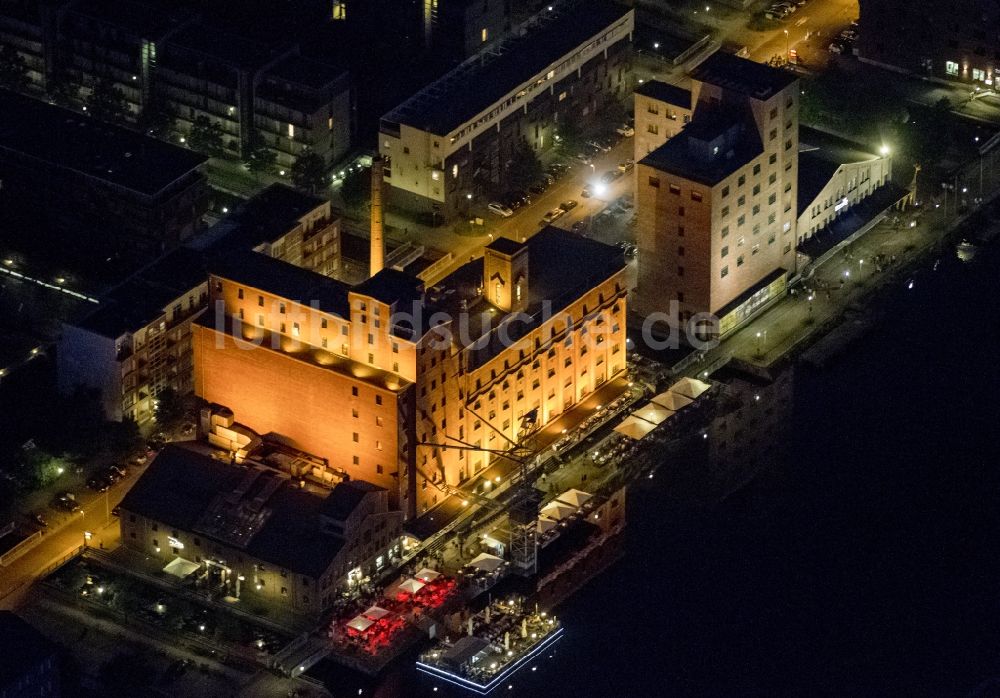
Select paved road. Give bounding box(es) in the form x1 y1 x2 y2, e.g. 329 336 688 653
0 464 138 610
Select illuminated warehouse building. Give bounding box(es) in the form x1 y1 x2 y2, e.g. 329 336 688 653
192 227 627 518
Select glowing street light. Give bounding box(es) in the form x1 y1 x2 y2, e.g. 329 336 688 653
880 145 890 156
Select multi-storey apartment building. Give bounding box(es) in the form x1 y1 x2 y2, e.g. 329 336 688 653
58 247 209 423
0 0 352 167
0 89 208 257
858 0 1000 85
633 80 695 161
192 226 627 518
636 53 800 337
379 0 634 216
204 183 342 278
119 444 404 615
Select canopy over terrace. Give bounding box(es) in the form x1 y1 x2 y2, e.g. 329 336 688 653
632 402 675 425
163 557 200 579
363 606 391 620
614 414 657 440
468 552 505 572
540 500 576 521
537 517 558 534
415 568 441 583
398 578 426 594
651 390 694 411
670 376 712 399
347 615 375 632
556 488 593 508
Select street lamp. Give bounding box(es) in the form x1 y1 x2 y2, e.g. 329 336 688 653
880 145 890 157
783 30 789 61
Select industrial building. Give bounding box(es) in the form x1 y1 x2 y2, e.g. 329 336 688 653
636 53 800 337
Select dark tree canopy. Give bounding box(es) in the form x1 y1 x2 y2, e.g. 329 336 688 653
188 115 225 157
340 166 371 210
291 149 328 194
86 79 129 122
0 44 29 92
504 138 543 192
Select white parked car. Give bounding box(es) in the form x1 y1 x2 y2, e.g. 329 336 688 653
616 125 635 137
488 202 514 218
540 208 565 225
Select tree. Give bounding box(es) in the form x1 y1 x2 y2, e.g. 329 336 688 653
504 138 543 192
187 115 225 157
86 79 129 122
339 166 371 211
0 44 29 92
246 141 276 179
46 70 78 107
104 418 143 461
291 149 328 194
137 94 174 139
154 387 185 427
556 118 585 154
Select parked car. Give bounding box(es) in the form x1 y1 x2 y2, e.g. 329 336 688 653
587 139 612 153
615 125 635 137
581 184 594 198
600 169 622 184
828 42 844 54
52 492 80 513
503 190 530 209
529 182 548 197
574 152 592 165
87 475 110 492
571 220 588 234
488 202 514 218
559 200 578 212
540 208 565 225
617 159 634 173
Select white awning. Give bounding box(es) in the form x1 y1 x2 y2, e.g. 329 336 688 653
632 402 675 425
650 390 694 411
162 557 200 579
670 376 712 399
540 500 576 521
614 415 657 440
347 615 374 632
557 488 593 508
363 606 390 620
537 517 558 534
468 552 505 572
399 578 426 594
415 567 441 583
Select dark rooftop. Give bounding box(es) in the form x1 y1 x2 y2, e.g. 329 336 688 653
0 90 206 197
66 0 191 39
118 445 366 578
264 54 348 91
352 268 425 308
798 127 880 216
486 237 526 256
634 80 692 110
209 249 351 318
320 480 384 522
0 612 57 689
690 52 797 100
382 0 632 136
207 183 328 253
437 227 626 368
167 21 283 69
76 247 209 338
640 112 763 186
